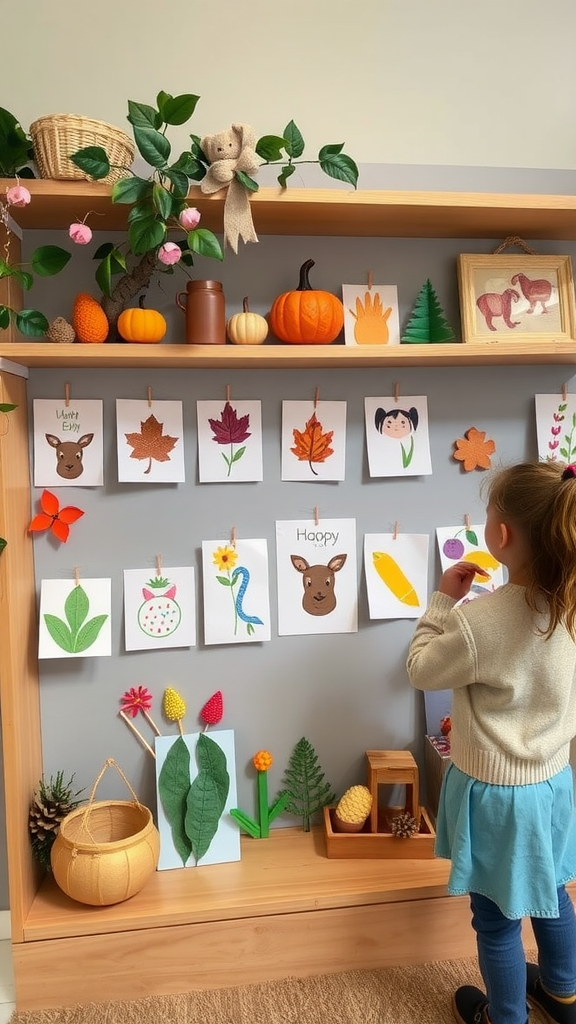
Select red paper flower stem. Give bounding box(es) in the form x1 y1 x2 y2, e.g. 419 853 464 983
142 710 161 736
119 711 156 759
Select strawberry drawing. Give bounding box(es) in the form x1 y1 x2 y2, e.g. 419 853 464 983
137 575 181 637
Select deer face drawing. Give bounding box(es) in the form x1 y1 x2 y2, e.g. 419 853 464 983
290 554 347 616
45 433 94 479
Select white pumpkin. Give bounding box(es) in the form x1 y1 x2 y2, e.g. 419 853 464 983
226 297 268 345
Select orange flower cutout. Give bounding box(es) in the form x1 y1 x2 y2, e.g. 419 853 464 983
29 489 84 542
453 427 496 472
291 413 334 476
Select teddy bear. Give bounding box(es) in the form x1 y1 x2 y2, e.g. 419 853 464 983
200 123 260 253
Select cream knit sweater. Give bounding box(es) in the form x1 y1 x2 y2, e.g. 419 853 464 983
407 584 576 786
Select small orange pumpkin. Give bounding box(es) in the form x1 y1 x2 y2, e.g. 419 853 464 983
227 297 268 345
117 297 167 344
269 259 344 344
72 293 109 344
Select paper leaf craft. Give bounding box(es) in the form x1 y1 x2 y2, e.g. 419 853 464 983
453 427 496 471
230 751 289 839
158 732 230 865
280 736 335 832
42 584 108 654
291 412 334 475
125 413 178 474
29 489 84 543
401 279 455 343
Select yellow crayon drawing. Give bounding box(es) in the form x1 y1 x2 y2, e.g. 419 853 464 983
372 551 419 606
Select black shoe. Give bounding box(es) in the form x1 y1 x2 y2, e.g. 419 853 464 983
452 986 490 1024
526 962 576 1024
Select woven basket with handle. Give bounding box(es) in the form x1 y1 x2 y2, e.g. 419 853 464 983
29 114 134 184
50 758 159 906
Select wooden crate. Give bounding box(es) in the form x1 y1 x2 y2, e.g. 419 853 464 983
323 805 436 860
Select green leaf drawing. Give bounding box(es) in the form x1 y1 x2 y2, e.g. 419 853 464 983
73 615 108 653
65 585 89 633
196 733 229 818
216 575 232 587
159 736 193 865
43 614 74 653
185 771 222 863
465 530 478 546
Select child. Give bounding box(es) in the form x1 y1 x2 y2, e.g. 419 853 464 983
407 461 576 1024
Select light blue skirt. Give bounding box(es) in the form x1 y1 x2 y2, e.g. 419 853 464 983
435 763 576 919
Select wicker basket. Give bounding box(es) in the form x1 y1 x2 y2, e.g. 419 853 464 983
29 114 134 184
50 759 159 906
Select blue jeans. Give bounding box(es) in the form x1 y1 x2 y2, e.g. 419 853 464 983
470 887 576 1024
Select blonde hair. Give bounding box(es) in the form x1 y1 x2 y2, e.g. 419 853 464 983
487 462 576 639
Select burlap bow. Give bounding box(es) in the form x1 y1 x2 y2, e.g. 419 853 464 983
200 123 260 254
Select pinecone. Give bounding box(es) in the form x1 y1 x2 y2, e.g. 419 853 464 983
28 771 84 869
390 810 419 839
46 317 75 344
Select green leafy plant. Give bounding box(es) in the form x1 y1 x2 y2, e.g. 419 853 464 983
29 770 84 869
279 736 335 832
0 236 70 337
158 732 230 864
44 584 108 654
255 120 358 189
0 107 35 178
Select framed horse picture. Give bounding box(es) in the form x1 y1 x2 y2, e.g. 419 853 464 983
457 253 576 344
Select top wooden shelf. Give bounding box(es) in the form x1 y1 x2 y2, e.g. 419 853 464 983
5 179 576 239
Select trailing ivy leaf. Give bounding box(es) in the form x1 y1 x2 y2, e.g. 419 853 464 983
127 101 162 131
235 171 259 193
152 183 173 221
70 146 111 180
128 217 166 256
0 538 6 555
31 246 71 277
256 135 287 162
0 259 13 278
159 736 192 865
95 248 127 299
43 614 74 653
14 310 48 338
160 93 200 126
163 167 190 199
283 121 305 159
278 164 296 188
0 307 10 331
133 126 171 168
318 151 358 189
93 242 115 260
13 269 33 292
64 584 89 634
111 177 153 205
196 733 229 818
188 229 223 261
73 614 108 653
185 771 222 863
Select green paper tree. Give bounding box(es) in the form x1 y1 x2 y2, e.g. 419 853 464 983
401 278 456 343
279 737 335 832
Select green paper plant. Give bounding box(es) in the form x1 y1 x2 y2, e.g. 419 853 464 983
401 278 456 343
279 736 335 832
159 732 230 865
44 584 108 654
230 750 289 839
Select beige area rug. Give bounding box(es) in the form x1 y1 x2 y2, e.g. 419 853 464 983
10 952 545 1024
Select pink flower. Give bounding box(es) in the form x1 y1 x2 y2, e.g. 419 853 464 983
120 686 153 718
158 242 181 266
68 222 93 244
6 185 31 207
179 207 201 231
554 413 564 422
549 439 560 450
551 425 562 436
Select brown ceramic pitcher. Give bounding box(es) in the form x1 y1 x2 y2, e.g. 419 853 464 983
175 280 226 345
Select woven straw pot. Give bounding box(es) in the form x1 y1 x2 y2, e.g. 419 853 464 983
50 760 159 906
29 114 134 184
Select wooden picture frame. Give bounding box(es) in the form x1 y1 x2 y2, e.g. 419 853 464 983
457 254 576 343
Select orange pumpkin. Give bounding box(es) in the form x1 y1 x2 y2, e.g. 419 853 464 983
117 299 167 344
269 259 344 344
72 293 109 344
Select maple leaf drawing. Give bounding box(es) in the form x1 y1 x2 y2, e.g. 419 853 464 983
208 402 251 477
125 414 178 474
291 413 334 475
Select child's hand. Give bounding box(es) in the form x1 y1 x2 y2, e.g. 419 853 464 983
438 561 490 601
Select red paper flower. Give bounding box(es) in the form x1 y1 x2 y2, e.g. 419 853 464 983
120 686 153 719
28 489 84 543
200 690 223 726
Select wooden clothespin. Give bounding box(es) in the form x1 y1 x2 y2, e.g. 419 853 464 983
147 386 153 408
465 514 471 532
393 521 399 540
74 566 80 587
314 506 319 526
156 554 162 577
64 381 70 408
367 270 373 291
562 382 568 402
225 384 231 403
314 386 320 409
231 526 237 548
394 382 400 403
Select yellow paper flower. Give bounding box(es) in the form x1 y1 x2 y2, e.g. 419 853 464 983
212 545 238 571
253 750 273 772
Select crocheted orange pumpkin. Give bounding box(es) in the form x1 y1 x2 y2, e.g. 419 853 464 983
72 293 109 344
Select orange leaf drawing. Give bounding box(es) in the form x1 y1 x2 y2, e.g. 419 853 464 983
125 414 178 475
291 413 334 476
453 427 496 472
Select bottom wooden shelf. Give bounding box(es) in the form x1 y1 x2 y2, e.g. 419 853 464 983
12 825 551 1011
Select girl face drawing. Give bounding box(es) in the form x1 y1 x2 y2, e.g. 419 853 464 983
381 412 412 438
374 406 419 469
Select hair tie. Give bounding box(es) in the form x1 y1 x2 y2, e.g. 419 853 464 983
562 464 576 480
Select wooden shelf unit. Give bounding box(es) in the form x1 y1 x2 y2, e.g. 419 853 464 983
1 180 575 1010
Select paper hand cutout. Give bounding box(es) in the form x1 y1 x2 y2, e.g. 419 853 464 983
29 489 84 542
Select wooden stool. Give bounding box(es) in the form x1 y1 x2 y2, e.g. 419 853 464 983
366 750 419 833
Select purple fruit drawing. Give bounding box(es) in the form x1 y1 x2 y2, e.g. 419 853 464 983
443 538 465 559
